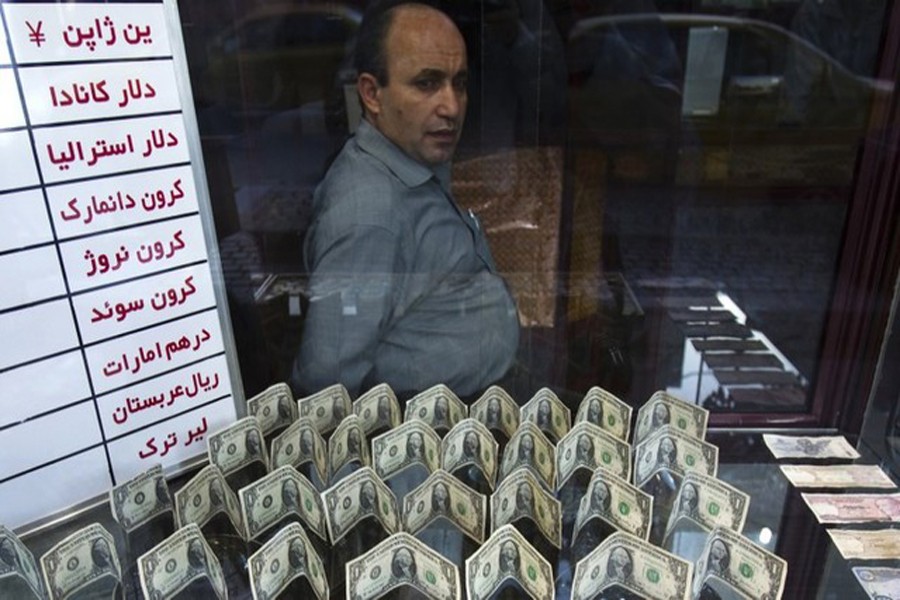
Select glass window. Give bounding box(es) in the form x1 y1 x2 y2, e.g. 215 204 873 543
179 0 898 425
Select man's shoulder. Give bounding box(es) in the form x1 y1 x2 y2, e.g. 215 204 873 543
315 139 405 216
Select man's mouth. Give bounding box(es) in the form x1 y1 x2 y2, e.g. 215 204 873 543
428 129 457 142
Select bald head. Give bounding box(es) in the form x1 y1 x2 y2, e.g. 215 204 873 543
357 2 468 165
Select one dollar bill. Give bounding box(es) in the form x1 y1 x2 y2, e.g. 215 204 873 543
138 523 226 600
328 413 370 481
633 425 718 489
110 464 172 533
321 466 399 543
371 419 441 480
402 469 487 544
693 526 787 600
442 418 499 487
353 383 401 436
663 471 749 541
248 522 328 600
247 382 297 436
573 468 653 542
520 388 571 443
575 386 632 441
499 421 556 491
556 420 632 491
470 386 520 439
405 384 467 432
571 530 692 600
173 464 244 536
269 417 328 486
491 467 562 548
297 383 351 435
40 523 121 600
346 532 460 600
0 525 44 599
633 390 708 446
208 416 268 476
465 524 554 600
239 465 327 542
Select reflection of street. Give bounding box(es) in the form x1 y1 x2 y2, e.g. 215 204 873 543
605 182 841 410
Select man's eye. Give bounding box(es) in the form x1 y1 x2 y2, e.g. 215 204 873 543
414 79 439 91
453 77 468 92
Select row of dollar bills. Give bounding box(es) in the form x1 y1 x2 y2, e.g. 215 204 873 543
2 383 796 599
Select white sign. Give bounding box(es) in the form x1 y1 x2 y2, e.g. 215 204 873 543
0 1 242 531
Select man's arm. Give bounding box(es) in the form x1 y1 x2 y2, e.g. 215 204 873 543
292 222 404 398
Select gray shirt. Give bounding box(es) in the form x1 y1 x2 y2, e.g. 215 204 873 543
292 120 520 398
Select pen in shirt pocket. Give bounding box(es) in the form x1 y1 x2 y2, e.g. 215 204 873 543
468 208 480 230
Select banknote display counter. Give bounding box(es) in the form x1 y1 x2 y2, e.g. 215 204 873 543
6 384 899 599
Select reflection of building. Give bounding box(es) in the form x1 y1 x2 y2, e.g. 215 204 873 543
662 289 808 412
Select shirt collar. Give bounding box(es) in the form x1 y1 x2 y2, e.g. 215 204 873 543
355 119 452 192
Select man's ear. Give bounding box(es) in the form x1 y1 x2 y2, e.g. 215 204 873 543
358 73 382 117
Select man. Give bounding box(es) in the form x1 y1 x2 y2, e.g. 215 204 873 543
590 480 611 513
517 432 535 463
431 481 450 513
657 436 677 467
463 431 481 460
515 481 534 512
498 540 520 575
678 482 699 518
391 547 417 580
406 431 425 460
347 427 363 457
245 429 262 460
651 402 670 428
486 396 502 427
298 428 316 455
208 478 225 508
282 479 300 511
359 480 378 511
707 538 730 575
292 1 519 399
586 398 603 425
606 546 633 581
576 433 595 463
288 537 307 572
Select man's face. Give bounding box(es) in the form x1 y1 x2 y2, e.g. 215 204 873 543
361 6 468 165
653 403 669 424
409 433 424 455
538 400 551 421
433 483 449 507
593 483 609 506
500 542 517 570
682 484 697 507
289 540 306 569
520 434 534 457
711 540 728 565
464 432 479 456
300 430 314 453
487 399 501 421
516 483 533 508
611 547 629 570
577 435 592 458
361 482 377 507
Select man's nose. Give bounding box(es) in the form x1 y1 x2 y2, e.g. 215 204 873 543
436 83 464 120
